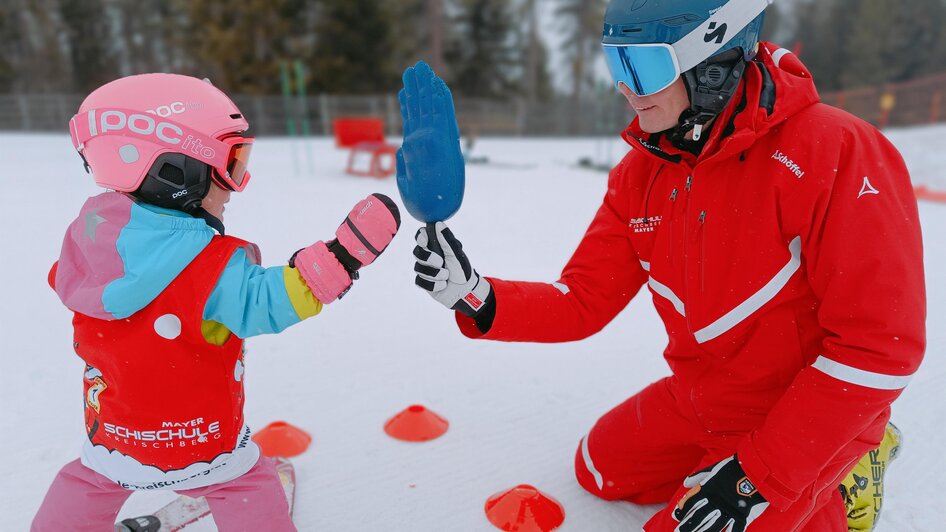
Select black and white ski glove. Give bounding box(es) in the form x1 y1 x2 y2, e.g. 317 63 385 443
413 222 492 317
673 455 769 532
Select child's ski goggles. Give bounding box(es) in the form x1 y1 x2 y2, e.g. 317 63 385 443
212 134 253 192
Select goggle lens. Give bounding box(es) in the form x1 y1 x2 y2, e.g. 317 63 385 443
603 44 680 96
227 143 252 188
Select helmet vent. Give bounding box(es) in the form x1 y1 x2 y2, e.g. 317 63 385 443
230 113 243 119
622 27 643 33
662 14 700 26
705 65 726 87
159 163 186 187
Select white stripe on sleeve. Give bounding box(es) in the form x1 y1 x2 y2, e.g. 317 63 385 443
812 356 914 390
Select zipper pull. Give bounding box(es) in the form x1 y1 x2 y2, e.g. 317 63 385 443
699 210 706 224
670 188 678 202
685 176 692 192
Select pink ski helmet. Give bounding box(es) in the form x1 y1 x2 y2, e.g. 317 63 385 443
69 74 254 210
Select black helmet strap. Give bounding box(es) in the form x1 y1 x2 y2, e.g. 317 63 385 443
132 152 226 235
672 48 747 144
193 207 226 236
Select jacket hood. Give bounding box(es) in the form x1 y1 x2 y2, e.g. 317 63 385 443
623 42 820 166
55 192 215 320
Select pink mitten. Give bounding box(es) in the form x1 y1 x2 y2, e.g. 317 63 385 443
291 194 400 304
335 193 401 266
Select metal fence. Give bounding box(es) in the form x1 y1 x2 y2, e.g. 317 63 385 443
0 93 634 137
820 73 946 129
3 71 944 136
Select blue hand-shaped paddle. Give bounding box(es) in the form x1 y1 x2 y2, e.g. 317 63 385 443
395 61 465 223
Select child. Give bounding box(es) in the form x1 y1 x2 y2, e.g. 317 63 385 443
31 73 400 531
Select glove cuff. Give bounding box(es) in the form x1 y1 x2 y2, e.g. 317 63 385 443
452 276 492 317
291 241 353 304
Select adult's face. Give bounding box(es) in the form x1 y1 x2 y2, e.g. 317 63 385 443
618 78 691 134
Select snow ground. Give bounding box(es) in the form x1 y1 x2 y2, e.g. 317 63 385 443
1 127 943 531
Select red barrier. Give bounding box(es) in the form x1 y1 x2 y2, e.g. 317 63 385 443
333 117 399 178
915 185 946 203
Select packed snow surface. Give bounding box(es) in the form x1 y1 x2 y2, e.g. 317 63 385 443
2 127 943 531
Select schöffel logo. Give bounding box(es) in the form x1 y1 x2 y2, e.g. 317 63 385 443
737 476 758 496
771 149 806 178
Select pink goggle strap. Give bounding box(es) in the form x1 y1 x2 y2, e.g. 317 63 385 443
69 108 231 171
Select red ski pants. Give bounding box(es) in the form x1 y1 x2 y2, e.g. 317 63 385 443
574 377 852 531
31 455 294 532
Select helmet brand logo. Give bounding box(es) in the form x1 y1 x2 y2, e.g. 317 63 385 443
88 109 216 162
93 109 184 147
146 101 186 118
171 189 188 199
146 101 203 118
704 22 728 44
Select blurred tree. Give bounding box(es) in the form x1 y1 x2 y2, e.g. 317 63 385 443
57 0 119 92
0 0 72 93
788 0 859 91
784 0 946 91
556 0 606 104
385 0 433 77
105 0 180 76
446 0 520 99
309 0 398 94
178 0 315 94
0 5 17 92
517 0 553 102
841 0 946 88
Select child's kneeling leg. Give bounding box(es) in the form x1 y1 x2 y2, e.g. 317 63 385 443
180 455 295 532
31 459 132 532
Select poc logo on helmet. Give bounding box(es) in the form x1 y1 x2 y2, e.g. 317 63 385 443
90 110 218 162
93 109 183 145
171 189 188 199
146 101 186 118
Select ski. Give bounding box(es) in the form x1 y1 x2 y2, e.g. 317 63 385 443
115 457 296 532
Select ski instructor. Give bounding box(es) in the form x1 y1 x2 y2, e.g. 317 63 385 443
398 0 925 530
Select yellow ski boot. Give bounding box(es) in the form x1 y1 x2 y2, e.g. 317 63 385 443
839 422 902 532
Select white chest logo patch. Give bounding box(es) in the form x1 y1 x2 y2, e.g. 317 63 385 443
858 176 880 198
630 216 662 233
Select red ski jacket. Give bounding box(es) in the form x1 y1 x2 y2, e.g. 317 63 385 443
456 44 925 509
74 236 259 490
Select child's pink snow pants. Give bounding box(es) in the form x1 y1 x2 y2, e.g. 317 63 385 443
31 455 295 532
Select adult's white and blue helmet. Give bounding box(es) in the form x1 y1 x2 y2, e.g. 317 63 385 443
602 0 773 96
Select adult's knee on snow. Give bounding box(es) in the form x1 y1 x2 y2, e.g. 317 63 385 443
573 441 625 501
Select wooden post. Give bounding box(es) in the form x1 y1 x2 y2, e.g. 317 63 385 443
931 91 942 124
878 91 896 129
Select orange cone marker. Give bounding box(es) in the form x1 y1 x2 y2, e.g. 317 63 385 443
383 404 449 442
251 421 312 457
484 484 565 532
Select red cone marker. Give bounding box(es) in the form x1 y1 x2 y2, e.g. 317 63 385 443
485 484 565 532
251 421 312 457
383 404 449 442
